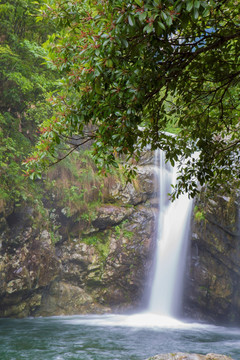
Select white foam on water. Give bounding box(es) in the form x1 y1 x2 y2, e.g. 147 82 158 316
59 313 228 333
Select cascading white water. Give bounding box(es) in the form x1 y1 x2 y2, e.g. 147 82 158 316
148 150 193 317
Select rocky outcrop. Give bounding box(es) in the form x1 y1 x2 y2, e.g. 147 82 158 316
1 149 240 323
0 153 157 317
145 353 233 360
183 188 240 324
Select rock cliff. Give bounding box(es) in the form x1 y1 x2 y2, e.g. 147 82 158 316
0 152 157 317
183 187 240 324
1 150 240 324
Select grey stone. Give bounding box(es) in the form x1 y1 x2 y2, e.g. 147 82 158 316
145 353 233 360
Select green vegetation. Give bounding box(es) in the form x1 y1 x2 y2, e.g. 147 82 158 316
83 235 100 246
114 220 133 240
1 0 239 207
0 0 57 204
194 205 205 223
82 232 110 260
24 0 240 200
81 219 133 260
46 150 122 219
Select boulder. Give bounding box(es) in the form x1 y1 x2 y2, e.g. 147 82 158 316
145 353 233 360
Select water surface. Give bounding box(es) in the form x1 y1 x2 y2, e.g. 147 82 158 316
0 313 239 360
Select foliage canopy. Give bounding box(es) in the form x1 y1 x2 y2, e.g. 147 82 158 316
26 0 240 198
0 0 56 202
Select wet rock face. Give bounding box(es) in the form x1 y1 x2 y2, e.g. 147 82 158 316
2 149 240 323
0 226 60 317
183 190 240 324
0 155 157 318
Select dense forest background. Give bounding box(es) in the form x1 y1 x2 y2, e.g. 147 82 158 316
0 0 56 204
0 0 129 248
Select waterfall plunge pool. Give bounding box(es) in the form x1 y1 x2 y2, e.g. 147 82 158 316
1 313 240 360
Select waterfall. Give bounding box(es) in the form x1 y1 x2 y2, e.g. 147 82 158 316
148 150 193 317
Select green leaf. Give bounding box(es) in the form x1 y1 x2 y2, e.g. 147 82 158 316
143 24 153 33
112 134 120 139
186 0 194 11
194 0 200 9
202 8 210 17
128 14 135 26
158 21 166 30
161 11 167 20
112 160 119 168
106 59 113 67
139 12 147 21
166 16 173 26
121 38 129 48
193 8 199 19
95 81 102 94
116 14 124 24
55 135 60 144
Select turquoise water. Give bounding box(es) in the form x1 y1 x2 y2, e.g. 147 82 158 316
0 313 240 360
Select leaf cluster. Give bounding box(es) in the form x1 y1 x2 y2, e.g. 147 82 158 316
26 0 240 198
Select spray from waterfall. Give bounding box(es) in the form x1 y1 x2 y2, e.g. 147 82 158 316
148 149 193 317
